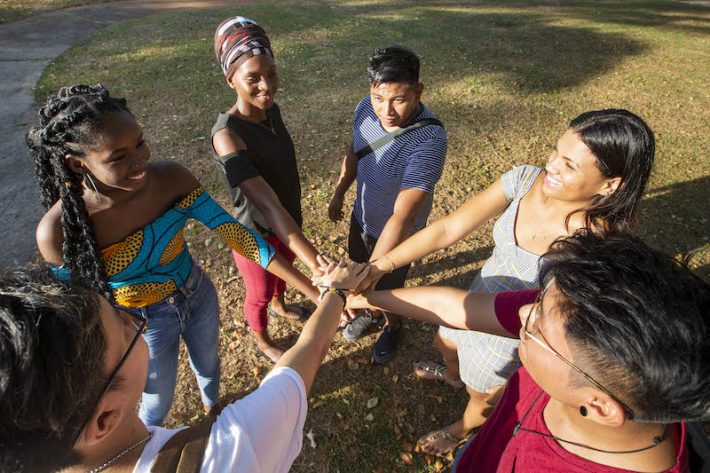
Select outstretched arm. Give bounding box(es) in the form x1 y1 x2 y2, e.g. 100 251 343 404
213 128 321 272
354 178 509 292
349 286 516 338
275 259 369 393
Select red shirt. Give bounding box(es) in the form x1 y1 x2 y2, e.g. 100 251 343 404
455 290 689 473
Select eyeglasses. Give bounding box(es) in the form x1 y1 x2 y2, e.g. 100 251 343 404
73 307 147 445
523 289 637 421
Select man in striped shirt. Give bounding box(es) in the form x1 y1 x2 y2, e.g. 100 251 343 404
328 46 447 363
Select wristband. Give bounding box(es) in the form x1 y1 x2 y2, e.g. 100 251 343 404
318 286 347 306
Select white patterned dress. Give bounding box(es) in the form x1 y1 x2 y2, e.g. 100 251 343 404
439 165 545 392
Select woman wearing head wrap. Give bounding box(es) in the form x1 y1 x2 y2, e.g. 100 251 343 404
211 17 322 361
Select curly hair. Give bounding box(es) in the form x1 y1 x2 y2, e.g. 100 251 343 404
0 266 107 472
26 84 132 300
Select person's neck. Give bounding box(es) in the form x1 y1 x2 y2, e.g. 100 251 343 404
64 413 149 473
533 176 593 234
231 98 268 123
544 398 677 471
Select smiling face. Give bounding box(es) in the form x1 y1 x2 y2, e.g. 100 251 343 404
542 128 619 204
370 81 423 131
230 54 278 111
67 110 150 193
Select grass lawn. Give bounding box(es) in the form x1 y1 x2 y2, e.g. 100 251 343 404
35 0 709 471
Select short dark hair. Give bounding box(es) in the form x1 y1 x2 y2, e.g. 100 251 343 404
0 267 107 472
568 109 655 233
541 231 710 423
367 46 420 86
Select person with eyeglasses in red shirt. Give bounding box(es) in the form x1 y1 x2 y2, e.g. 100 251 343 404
346 231 710 472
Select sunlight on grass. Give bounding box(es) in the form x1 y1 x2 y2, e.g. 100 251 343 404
34 1 709 470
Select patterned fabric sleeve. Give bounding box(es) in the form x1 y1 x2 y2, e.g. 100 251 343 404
179 187 275 269
501 165 542 201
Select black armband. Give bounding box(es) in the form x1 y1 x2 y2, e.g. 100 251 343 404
216 150 260 188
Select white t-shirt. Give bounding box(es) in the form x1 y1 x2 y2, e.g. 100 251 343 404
133 367 307 473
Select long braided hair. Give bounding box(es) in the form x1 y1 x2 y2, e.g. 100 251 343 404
26 84 131 300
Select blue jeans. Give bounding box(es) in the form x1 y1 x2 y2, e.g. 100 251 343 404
125 263 220 426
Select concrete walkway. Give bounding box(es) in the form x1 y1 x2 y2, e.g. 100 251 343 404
0 0 240 267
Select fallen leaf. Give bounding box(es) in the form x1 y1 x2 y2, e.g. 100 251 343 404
399 452 413 465
392 374 399 383
306 429 317 449
417 404 425 415
367 397 379 409
365 413 374 422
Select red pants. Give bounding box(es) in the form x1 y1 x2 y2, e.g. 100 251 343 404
232 235 295 332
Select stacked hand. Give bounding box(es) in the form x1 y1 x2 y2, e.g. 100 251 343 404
313 255 369 293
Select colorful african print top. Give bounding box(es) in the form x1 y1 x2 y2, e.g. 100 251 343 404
53 186 275 308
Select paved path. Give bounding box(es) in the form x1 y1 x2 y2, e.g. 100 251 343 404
0 0 240 267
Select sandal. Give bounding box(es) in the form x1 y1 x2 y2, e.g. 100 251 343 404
417 427 467 457
413 361 465 389
267 304 312 321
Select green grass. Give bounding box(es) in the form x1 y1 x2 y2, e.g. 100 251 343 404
35 1 710 471
0 0 116 24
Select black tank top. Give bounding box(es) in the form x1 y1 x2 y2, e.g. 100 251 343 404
211 103 303 235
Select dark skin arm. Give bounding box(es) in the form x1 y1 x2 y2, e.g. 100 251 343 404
212 128 320 272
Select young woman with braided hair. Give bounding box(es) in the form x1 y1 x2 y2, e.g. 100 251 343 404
27 84 319 427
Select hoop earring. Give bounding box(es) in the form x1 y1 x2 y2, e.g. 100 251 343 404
579 406 588 417
84 173 102 203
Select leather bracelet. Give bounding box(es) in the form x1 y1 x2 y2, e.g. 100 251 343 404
319 286 347 306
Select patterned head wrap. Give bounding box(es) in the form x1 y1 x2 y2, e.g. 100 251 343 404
214 16 273 82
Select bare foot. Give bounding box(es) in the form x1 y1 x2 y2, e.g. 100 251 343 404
268 304 311 321
253 331 284 362
257 342 284 362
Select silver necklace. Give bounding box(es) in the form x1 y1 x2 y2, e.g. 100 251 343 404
88 433 152 473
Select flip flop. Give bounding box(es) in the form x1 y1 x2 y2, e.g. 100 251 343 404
413 361 465 390
417 427 467 457
267 304 313 321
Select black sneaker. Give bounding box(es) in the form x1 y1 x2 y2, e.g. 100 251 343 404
372 323 401 364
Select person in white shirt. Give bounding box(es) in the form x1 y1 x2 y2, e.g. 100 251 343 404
0 258 368 473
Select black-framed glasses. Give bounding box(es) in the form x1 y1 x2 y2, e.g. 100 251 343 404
523 288 637 421
73 308 147 445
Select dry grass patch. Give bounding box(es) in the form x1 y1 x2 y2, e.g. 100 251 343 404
36 0 709 471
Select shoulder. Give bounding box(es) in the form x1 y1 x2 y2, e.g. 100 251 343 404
149 161 201 198
354 96 372 117
212 126 247 156
36 202 64 265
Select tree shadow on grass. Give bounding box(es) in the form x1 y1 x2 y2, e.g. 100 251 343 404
636 175 710 279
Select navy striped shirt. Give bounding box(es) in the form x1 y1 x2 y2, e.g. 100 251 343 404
352 97 447 238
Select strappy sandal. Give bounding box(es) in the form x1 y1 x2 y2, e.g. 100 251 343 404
417 427 468 457
413 361 465 390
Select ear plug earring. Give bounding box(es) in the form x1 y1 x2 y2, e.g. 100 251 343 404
579 406 588 417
